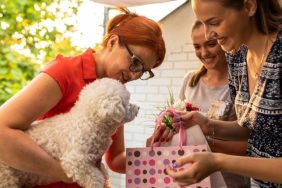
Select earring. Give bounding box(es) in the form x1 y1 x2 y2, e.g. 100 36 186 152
249 10 255 16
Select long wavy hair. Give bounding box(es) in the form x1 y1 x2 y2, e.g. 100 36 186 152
189 20 208 87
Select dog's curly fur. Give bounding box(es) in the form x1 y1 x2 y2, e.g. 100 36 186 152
0 78 139 188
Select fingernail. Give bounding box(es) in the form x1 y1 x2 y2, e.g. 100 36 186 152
172 161 177 169
166 138 170 142
160 138 165 142
175 116 181 122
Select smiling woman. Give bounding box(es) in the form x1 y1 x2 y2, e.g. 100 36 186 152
100 7 165 83
165 0 282 188
120 38 155 80
0 7 165 188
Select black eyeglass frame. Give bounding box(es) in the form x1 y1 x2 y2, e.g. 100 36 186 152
121 39 154 80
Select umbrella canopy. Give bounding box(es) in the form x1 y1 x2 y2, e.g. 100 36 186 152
90 0 176 7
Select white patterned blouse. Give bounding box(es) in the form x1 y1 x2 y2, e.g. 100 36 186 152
226 32 282 188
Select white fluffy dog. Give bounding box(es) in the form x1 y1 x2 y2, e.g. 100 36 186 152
0 78 139 188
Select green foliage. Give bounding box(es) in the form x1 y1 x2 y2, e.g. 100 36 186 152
162 115 176 131
0 0 82 104
166 88 175 107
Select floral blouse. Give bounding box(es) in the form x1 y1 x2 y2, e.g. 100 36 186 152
226 32 282 188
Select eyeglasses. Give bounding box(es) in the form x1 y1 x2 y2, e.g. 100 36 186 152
122 40 154 80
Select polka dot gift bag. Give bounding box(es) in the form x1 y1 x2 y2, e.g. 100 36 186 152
126 107 224 188
126 145 210 188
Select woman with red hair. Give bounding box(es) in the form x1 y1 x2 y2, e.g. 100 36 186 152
0 8 165 188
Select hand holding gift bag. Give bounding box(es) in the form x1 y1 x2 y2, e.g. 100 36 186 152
126 145 210 188
160 124 227 188
126 105 213 188
159 101 226 188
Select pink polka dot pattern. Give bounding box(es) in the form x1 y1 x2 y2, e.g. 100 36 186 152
134 160 141 166
164 177 170 184
134 177 140 184
149 168 155 175
149 159 155 166
134 169 141 176
163 159 170 165
149 177 156 184
126 145 211 188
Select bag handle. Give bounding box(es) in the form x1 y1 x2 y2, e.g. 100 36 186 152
151 107 187 150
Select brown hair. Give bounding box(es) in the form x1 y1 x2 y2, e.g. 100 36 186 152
189 20 207 87
219 0 282 34
102 7 166 68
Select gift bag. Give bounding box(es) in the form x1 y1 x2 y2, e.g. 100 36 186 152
158 108 226 188
126 108 211 188
160 125 227 188
126 145 210 188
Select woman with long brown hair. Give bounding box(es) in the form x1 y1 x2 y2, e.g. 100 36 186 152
167 0 282 187
178 20 250 187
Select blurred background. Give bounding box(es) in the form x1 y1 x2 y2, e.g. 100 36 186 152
0 0 185 104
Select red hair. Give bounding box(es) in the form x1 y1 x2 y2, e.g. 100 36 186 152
102 7 166 68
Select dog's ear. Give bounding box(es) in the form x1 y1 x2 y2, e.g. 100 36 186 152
99 96 126 123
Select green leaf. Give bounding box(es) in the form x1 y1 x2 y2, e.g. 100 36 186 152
0 0 82 105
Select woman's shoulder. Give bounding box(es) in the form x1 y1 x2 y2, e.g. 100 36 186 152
42 49 95 81
183 70 196 80
268 31 282 62
182 70 197 86
178 70 197 100
276 30 282 42
43 51 82 74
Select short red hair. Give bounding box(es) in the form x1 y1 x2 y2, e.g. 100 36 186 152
102 8 166 68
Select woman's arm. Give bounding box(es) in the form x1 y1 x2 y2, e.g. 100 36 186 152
207 138 248 155
0 73 70 182
180 111 250 141
105 125 126 173
167 152 282 185
209 119 250 141
217 154 282 183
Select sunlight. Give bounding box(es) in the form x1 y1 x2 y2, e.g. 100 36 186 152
129 0 186 21
72 0 186 48
71 0 105 48
10 0 187 58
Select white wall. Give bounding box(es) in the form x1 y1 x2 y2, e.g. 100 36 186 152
108 2 201 187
